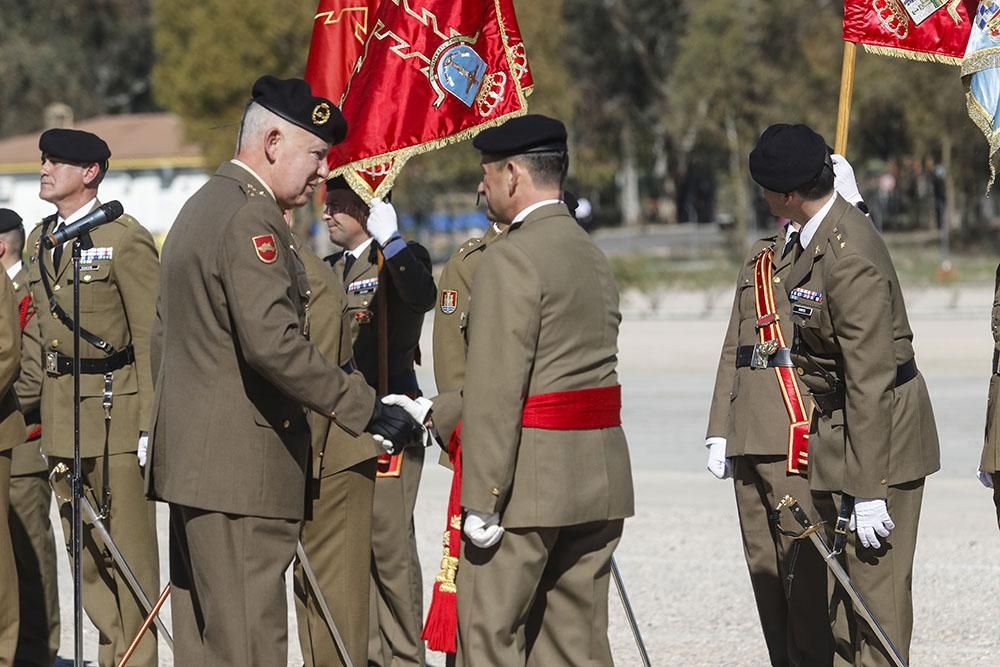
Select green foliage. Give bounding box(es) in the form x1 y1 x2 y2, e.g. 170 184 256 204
151 0 316 167
0 0 156 138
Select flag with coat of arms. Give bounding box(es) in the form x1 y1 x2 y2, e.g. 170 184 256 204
306 0 534 200
963 1 1000 187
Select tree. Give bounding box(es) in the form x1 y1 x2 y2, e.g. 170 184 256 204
0 0 156 138
151 0 316 167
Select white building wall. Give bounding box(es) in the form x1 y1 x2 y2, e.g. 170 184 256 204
0 168 210 241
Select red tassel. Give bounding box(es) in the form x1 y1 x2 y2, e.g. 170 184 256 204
422 422 463 653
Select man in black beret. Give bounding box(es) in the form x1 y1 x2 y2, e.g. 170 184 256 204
401 112 634 664
26 126 163 666
750 123 939 667
148 75 422 665
0 208 60 665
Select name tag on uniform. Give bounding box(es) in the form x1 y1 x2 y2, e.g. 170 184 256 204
790 287 823 303
348 277 378 295
792 304 814 318
81 247 113 262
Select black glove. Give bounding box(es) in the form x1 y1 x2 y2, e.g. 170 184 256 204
366 401 423 454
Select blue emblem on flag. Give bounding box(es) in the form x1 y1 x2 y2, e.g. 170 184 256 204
436 44 486 107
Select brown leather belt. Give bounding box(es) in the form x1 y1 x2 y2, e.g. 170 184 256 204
811 358 918 414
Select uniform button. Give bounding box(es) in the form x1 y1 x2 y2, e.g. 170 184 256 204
399 266 406 272
796 367 804 376
282 419 290 429
51 339 60 348
880 478 887 485
773 277 781 284
362 300 369 306
491 487 500 497
82 274 92 283
53 284 61 291
329 411 336 419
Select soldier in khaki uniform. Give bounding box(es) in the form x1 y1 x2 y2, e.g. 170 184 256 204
431 222 505 452
324 177 436 667
750 124 940 667
0 266 24 667
0 210 59 666
294 238 382 667
978 264 1000 528
147 76 421 666
456 115 634 666
25 128 160 667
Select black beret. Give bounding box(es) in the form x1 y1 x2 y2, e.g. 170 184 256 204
749 124 828 193
0 208 23 233
473 114 567 157
252 75 347 145
39 128 111 167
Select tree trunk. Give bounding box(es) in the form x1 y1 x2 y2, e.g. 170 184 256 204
618 120 642 226
725 112 751 257
653 124 677 224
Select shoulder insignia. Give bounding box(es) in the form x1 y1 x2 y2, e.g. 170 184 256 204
440 289 458 314
252 234 278 263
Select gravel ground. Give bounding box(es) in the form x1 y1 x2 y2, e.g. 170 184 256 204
51 284 1000 665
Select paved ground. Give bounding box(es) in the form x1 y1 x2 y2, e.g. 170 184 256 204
52 284 1000 665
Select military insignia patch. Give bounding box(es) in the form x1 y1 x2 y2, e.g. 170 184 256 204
440 289 458 314
252 234 278 264
312 102 332 126
354 309 374 324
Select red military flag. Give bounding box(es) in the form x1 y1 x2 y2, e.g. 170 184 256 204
319 0 533 199
842 0 978 64
305 1 381 105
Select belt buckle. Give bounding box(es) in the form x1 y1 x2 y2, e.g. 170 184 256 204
45 351 59 376
750 340 779 369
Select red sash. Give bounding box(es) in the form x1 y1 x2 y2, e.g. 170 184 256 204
421 384 622 653
752 248 810 474
18 294 40 442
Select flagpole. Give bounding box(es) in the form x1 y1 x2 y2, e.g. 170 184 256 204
835 41 858 155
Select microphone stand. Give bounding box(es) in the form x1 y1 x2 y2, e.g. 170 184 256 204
71 233 92 664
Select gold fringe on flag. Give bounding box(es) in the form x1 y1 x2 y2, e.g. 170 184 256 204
861 43 964 66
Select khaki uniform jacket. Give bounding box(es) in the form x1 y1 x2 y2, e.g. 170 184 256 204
299 245 381 478
980 264 1000 473
706 235 813 456
431 225 502 442
461 203 634 528
11 265 45 475
25 207 158 458
0 273 23 453
329 238 436 395
147 161 376 521
786 196 940 498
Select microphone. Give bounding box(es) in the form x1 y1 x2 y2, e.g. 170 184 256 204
43 201 124 249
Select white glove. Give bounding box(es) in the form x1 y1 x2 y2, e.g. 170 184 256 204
978 470 994 489
380 395 434 447
705 437 732 480
849 497 895 549
137 432 149 467
372 434 394 454
463 510 504 549
831 154 864 205
367 198 399 246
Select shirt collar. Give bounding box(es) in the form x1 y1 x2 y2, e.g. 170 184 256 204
58 197 99 226
349 237 374 260
511 199 562 225
798 193 836 249
230 159 276 201
6 260 21 281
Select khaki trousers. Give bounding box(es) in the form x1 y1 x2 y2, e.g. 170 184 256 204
369 446 425 666
0 452 18 667
8 472 59 666
296 458 377 667
455 519 623 667
814 479 924 667
52 453 159 667
733 455 833 667
169 504 299 667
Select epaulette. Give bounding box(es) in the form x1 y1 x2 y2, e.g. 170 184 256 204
827 223 850 257
750 234 781 262
240 180 270 200
457 236 486 260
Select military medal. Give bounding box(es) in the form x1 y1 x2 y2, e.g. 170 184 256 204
354 309 374 324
